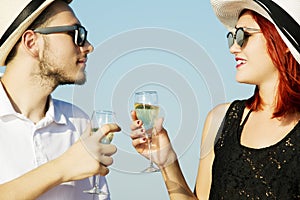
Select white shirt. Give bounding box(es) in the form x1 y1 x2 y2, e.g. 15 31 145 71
0 83 110 200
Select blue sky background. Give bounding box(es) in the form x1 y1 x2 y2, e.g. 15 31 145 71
58 0 254 199
2 0 254 199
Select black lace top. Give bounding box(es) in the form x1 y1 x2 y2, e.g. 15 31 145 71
209 100 300 199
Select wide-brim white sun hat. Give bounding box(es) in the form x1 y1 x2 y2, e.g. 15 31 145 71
210 0 300 64
0 0 72 66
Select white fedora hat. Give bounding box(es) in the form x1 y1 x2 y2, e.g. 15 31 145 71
0 0 72 66
210 0 300 64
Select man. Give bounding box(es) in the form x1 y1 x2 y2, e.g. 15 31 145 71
0 0 120 199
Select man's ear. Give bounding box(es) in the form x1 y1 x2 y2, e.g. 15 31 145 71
21 30 39 57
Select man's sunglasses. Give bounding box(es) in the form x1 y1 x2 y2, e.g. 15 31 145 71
226 27 261 48
33 24 87 47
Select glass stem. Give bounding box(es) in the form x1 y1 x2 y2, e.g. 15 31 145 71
147 135 153 166
94 175 100 188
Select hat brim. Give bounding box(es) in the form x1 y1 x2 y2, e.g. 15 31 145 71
210 0 300 64
0 0 72 66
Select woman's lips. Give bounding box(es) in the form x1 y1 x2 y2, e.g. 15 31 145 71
235 57 246 68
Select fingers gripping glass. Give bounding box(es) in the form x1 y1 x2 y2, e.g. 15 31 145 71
33 24 87 46
227 27 261 48
83 110 116 195
134 91 160 173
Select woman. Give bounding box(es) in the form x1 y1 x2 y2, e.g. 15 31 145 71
130 0 300 199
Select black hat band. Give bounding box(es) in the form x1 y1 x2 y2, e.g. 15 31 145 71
254 0 300 53
0 0 46 47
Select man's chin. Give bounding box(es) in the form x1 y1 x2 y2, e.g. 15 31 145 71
59 78 86 86
75 73 87 85
75 79 86 85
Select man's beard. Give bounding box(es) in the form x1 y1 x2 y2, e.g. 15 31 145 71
39 60 86 86
38 42 86 87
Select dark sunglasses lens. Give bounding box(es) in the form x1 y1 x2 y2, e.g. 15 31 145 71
236 29 245 47
77 27 86 46
227 32 234 48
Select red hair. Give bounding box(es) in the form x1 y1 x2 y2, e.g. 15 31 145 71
245 10 300 118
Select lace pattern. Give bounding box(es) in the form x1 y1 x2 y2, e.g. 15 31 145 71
209 100 300 199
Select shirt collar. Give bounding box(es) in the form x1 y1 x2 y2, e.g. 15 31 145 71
46 96 67 125
0 81 17 117
0 81 67 125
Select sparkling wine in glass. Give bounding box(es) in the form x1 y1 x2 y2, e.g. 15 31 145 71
134 91 160 172
83 110 116 194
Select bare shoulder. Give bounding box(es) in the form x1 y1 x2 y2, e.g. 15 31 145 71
201 103 230 141
206 103 230 128
199 103 231 159
209 103 230 117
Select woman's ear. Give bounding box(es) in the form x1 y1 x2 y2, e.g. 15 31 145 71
21 30 39 57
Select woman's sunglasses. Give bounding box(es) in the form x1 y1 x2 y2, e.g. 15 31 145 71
226 27 261 48
33 24 87 47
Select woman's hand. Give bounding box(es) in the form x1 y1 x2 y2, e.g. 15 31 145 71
130 111 177 168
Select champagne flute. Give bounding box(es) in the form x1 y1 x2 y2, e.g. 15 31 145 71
134 91 160 172
83 110 116 194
